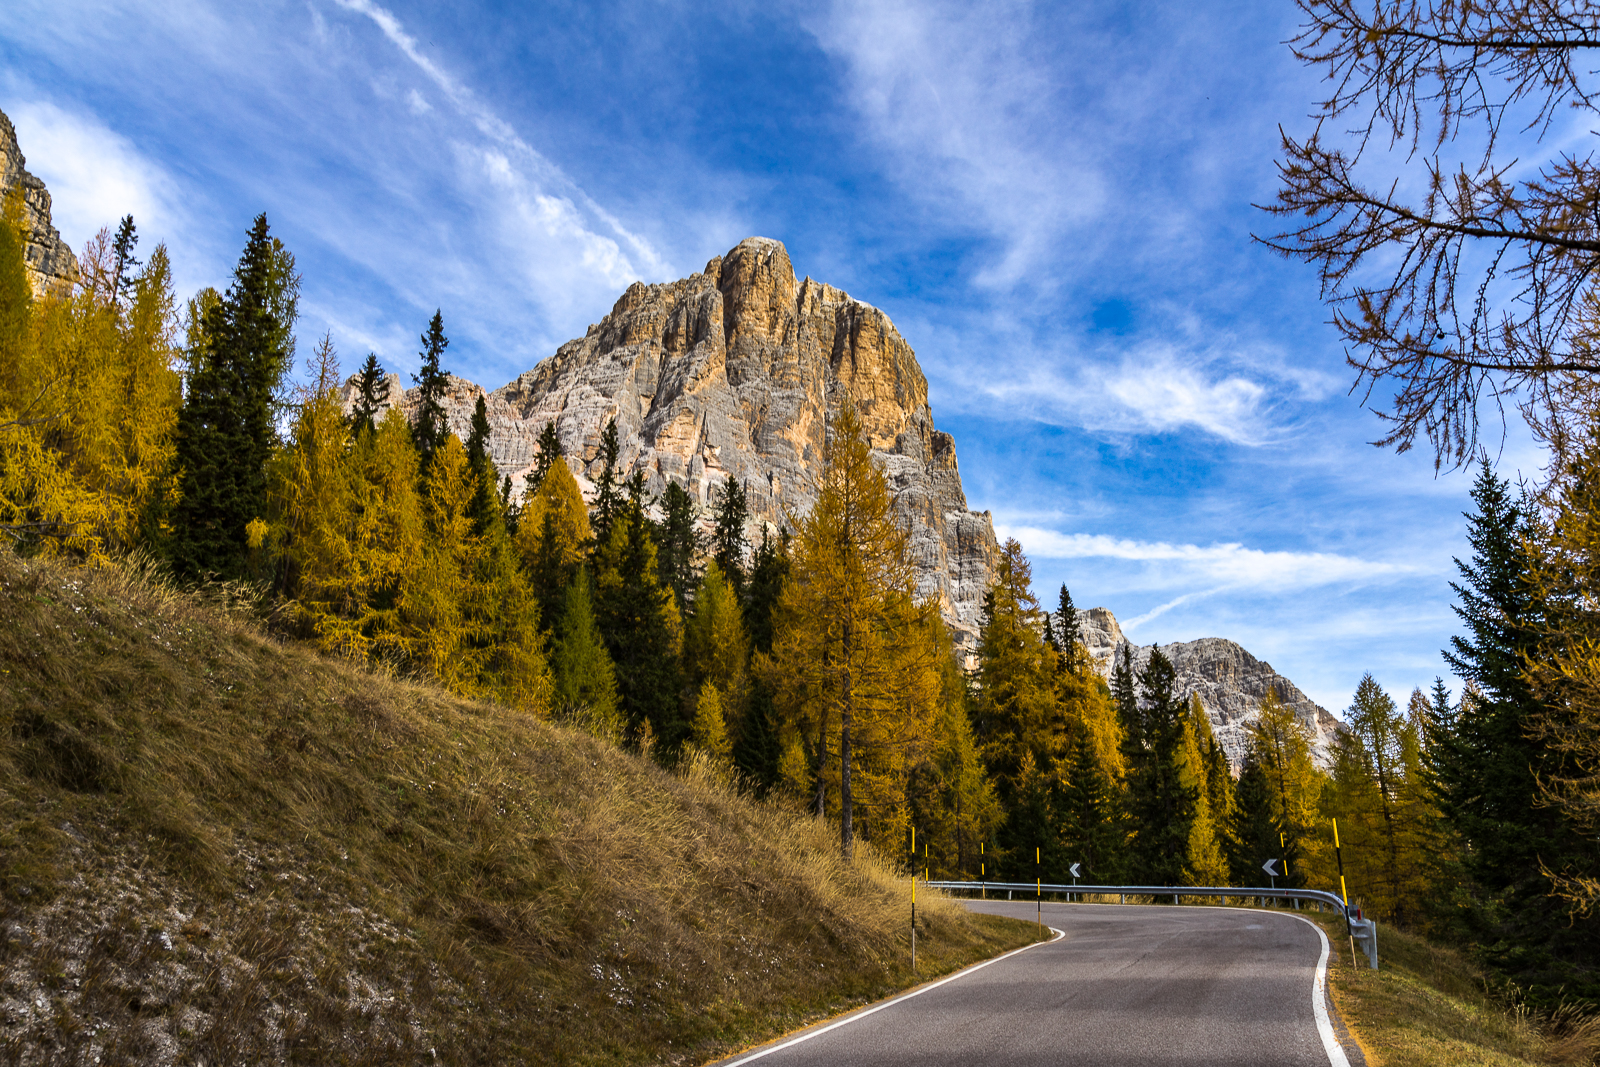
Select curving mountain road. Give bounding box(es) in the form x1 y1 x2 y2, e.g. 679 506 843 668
715 901 1355 1067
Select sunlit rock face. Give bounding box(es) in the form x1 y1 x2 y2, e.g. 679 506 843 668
0 109 79 298
346 237 1000 656
1060 606 1344 770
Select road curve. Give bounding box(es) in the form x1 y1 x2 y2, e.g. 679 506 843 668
713 901 1349 1067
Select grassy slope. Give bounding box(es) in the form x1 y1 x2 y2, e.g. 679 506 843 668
0 551 1034 1066
1294 911 1600 1067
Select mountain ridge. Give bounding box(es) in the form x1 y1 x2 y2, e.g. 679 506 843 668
347 236 1001 654
1064 605 1343 768
345 237 1344 758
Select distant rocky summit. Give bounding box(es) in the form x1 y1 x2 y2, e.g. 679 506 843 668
0 108 78 297
346 236 1335 751
1061 606 1343 768
350 237 1000 653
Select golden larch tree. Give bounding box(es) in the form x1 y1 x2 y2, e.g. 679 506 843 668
763 402 941 860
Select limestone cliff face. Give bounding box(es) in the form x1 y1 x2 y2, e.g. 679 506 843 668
351 237 1000 653
1061 606 1344 769
0 109 78 297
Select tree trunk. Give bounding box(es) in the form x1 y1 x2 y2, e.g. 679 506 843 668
840 693 854 861
840 619 854 863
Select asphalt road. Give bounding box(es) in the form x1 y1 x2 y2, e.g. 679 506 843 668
716 901 1349 1067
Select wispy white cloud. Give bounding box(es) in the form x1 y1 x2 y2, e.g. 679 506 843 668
805 0 1104 287
329 0 668 285
6 99 188 262
999 525 1417 592
969 341 1281 444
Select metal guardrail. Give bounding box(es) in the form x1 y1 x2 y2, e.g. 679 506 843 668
923 880 1379 969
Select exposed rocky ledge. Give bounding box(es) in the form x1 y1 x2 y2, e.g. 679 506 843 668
1062 606 1343 769
0 109 79 297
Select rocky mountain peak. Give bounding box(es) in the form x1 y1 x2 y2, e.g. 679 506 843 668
348 237 999 654
1060 605 1343 769
0 108 79 297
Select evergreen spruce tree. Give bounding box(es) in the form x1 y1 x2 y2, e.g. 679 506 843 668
733 681 783 795
410 310 450 466
595 497 687 755
1226 755 1281 886
531 421 561 489
349 353 388 438
711 474 749 595
1056 729 1122 881
998 751 1062 881
656 480 700 610
550 566 623 740
1113 644 1141 750
111 214 139 307
734 527 789 794
743 527 789 655
590 420 624 546
463 394 497 536
1056 585 1082 656
1122 648 1198 886
168 214 299 581
1440 459 1599 999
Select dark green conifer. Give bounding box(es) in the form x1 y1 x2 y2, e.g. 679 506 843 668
1121 647 1198 886
596 497 687 755
743 527 789 655
1056 585 1082 651
998 753 1062 881
464 394 498 536
732 683 782 796
531 421 562 489
711 475 749 595
590 420 624 546
411 310 450 466
111 214 140 306
1056 730 1122 881
1437 460 1598 1000
349 352 388 438
168 213 299 581
1226 754 1281 886
1112 644 1140 748
655 480 700 610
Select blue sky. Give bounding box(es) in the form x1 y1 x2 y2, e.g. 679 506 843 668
1 0 1537 712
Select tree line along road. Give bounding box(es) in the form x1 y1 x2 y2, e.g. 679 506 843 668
712 900 1360 1067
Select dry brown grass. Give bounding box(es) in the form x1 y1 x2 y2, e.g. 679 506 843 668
0 549 1034 1066
1291 910 1600 1067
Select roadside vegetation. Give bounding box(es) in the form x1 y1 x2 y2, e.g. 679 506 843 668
1290 910 1600 1067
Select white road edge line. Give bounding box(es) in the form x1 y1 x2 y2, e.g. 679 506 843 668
719 927 1066 1067
1283 912 1352 1067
